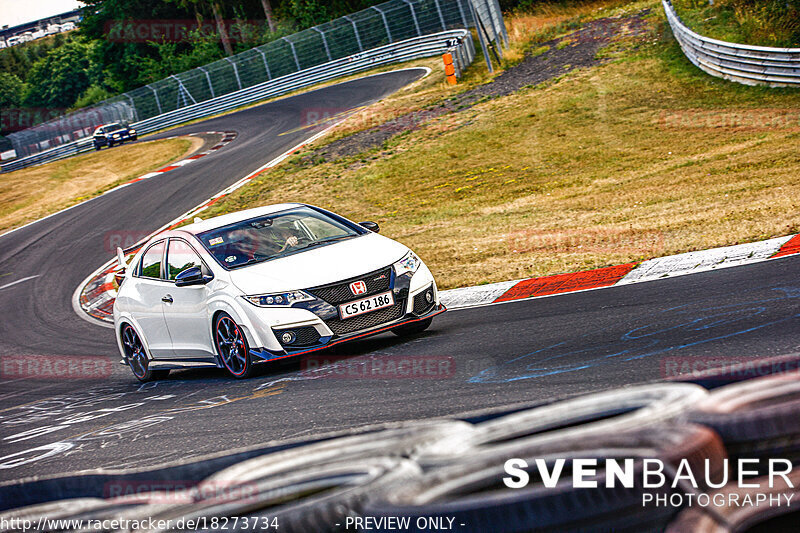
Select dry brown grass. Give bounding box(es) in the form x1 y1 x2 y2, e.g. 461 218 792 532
0 137 202 234
197 4 800 290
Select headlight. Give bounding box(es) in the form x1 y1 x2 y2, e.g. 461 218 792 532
129 129 136 134
393 251 421 276
244 290 314 307
112 134 120 138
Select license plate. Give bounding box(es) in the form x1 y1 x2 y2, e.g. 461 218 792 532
339 291 394 319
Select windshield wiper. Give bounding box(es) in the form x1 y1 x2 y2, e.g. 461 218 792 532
301 235 356 249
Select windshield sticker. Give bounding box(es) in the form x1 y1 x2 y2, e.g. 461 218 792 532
209 237 224 246
225 255 237 263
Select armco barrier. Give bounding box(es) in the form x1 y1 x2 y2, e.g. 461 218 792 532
663 0 800 87
1 30 474 173
7 0 504 166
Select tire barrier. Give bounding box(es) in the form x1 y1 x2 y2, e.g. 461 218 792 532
1 361 797 532
417 383 709 466
683 375 800 475
364 424 726 533
665 467 800 533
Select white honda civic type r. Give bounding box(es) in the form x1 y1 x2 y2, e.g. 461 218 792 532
113 203 444 381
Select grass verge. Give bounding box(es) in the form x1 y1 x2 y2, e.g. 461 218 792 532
0 137 202 235
671 0 800 47
198 1 800 289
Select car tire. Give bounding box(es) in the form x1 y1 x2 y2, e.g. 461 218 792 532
418 383 708 467
214 312 253 379
682 375 800 474
665 467 800 533
391 318 432 337
364 423 724 533
121 323 165 382
94 143 101 151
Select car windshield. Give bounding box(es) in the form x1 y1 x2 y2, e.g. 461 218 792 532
106 123 124 132
197 206 365 269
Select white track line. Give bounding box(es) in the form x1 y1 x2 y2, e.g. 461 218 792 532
0 275 40 291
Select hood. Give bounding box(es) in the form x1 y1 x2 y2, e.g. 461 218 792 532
227 232 409 294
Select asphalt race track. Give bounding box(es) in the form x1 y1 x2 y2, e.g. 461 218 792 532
1 68 799 482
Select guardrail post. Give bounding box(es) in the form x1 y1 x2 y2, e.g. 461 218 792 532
171 75 198 108
146 85 163 115
455 0 469 28
402 0 423 36
468 0 493 72
480 0 503 59
283 37 302 70
372 6 393 44
490 0 509 47
312 27 333 61
344 16 363 52
224 57 243 90
432 0 448 31
198 67 216 98
125 94 139 123
254 48 272 80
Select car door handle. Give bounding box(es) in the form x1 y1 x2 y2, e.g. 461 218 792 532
162 295 173 303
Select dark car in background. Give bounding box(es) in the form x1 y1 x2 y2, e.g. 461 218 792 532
93 123 137 150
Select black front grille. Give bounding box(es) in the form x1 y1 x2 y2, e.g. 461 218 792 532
308 267 392 305
324 300 405 335
274 326 321 348
413 285 435 315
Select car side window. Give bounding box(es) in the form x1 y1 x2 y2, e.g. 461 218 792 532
138 241 166 279
167 239 203 281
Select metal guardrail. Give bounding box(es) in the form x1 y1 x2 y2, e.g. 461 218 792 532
6 0 504 166
663 0 800 88
1 30 474 173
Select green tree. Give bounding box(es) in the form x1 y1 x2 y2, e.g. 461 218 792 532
0 73 27 108
23 41 99 109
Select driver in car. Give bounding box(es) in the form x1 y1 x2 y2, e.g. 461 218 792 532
257 224 305 255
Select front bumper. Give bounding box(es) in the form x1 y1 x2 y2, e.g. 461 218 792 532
248 304 446 362
239 264 443 362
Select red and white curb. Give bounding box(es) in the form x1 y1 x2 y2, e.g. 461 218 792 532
0 132 236 241
440 234 800 309
73 122 352 328
116 132 237 186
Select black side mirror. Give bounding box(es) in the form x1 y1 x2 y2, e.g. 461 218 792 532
359 221 380 233
175 266 213 287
